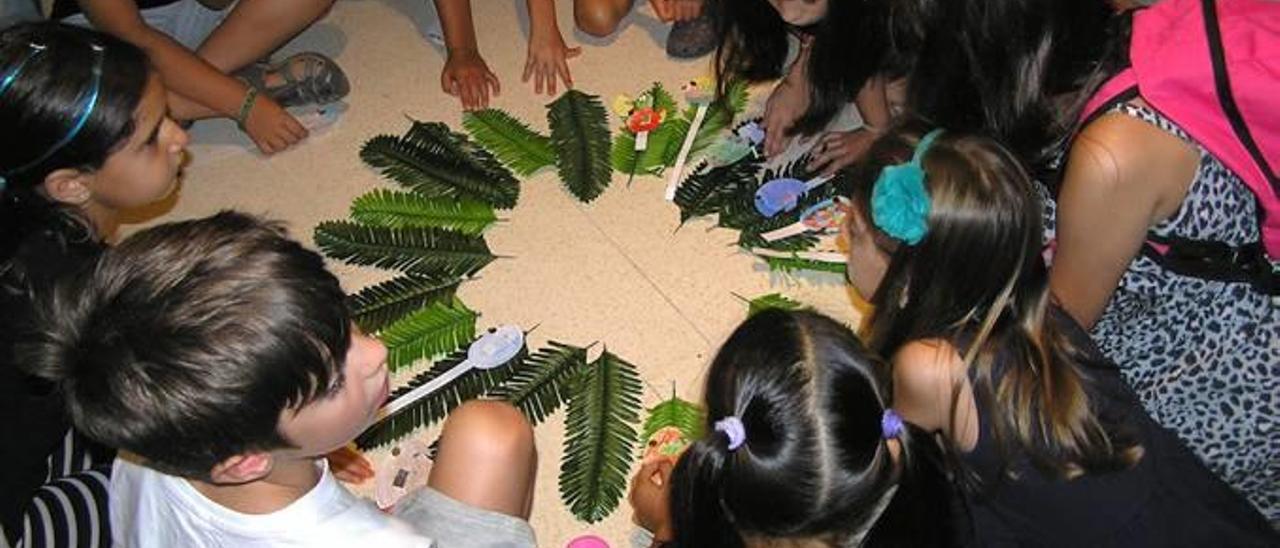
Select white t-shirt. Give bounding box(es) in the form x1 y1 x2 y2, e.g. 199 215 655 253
109 457 436 548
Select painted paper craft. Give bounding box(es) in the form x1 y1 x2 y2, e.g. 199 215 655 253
754 174 834 218
380 325 525 417
760 197 847 242
374 437 433 510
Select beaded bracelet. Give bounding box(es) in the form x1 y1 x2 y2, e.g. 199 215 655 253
236 86 259 130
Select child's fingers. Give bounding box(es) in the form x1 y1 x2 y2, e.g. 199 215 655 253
522 58 534 83
547 65 558 96
487 71 501 96
557 61 573 90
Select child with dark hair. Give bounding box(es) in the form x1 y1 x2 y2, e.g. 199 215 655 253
903 0 1279 522
22 211 539 547
0 21 188 546
839 124 1277 545
708 0 896 174
628 309 954 547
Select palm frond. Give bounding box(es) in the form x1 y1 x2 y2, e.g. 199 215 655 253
489 341 588 425
379 299 477 371
354 342 526 450
547 90 613 203
640 393 705 445
405 120 512 178
646 82 679 114
559 349 642 523
351 189 497 235
673 155 763 223
609 117 690 177
463 109 557 176
717 154 824 232
761 254 848 275
686 79 750 158
314 221 495 277
743 293 808 318
348 273 463 333
360 134 519 209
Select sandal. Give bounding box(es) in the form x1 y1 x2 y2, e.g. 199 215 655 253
235 52 350 108
666 12 717 59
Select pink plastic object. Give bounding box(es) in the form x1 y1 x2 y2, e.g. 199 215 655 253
566 535 610 548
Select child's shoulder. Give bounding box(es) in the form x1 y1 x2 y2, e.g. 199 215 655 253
889 338 967 434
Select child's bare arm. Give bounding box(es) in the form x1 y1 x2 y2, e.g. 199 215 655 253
434 0 501 110
78 0 306 154
522 0 579 96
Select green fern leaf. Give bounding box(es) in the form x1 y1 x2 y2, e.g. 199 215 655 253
314 221 496 277
380 300 477 371
610 132 640 179
646 82 679 114
463 109 557 176
353 341 526 450
761 254 848 275
489 341 588 425
405 121 507 175
351 190 497 235
743 293 807 318
360 134 519 209
560 350 643 523
673 155 764 223
348 273 463 333
640 394 705 444
547 90 613 203
686 78 750 157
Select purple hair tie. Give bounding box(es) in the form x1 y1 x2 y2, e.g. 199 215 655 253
881 409 904 439
714 416 746 451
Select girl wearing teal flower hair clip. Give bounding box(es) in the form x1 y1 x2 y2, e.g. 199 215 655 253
837 123 1277 546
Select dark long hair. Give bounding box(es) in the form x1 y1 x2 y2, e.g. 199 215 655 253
667 310 953 547
0 22 151 263
709 0 890 136
847 124 1140 479
904 0 1123 177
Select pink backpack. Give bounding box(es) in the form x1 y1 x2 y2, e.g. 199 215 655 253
1080 0 1279 292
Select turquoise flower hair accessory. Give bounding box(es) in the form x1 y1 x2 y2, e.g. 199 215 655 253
871 129 944 245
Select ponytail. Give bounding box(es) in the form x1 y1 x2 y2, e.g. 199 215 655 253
668 437 745 548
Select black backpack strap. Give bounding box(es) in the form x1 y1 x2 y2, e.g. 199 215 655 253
1142 234 1280 295
1201 0 1280 193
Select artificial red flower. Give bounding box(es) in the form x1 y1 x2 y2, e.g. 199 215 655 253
626 107 665 133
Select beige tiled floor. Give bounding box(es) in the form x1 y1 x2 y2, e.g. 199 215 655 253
129 1 862 545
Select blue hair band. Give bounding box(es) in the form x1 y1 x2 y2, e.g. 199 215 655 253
0 42 46 97
8 43 106 176
881 409 905 439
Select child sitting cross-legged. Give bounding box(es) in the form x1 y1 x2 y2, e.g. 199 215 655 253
21 211 539 548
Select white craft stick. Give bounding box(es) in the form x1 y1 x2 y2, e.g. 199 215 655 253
804 174 834 191
382 365 469 416
635 130 650 151
761 222 811 242
664 103 710 201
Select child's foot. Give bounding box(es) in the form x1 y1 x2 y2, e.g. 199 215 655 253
666 13 716 59
236 52 350 108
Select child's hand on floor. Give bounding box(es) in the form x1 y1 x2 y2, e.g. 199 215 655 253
807 129 877 175
523 30 580 96
442 48 502 111
243 94 308 154
762 77 811 157
327 445 375 484
628 459 674 542
649 0 704 22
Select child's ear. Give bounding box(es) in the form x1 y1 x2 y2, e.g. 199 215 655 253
208 453 275 484
41 169 93 206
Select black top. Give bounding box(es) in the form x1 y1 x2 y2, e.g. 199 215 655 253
0 216 106 536
51 0 182 20
953 310 1278 547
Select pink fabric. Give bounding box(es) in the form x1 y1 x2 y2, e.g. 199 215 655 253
1083 0 1280 257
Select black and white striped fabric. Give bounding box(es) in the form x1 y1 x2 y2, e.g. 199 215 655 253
1 431 112 548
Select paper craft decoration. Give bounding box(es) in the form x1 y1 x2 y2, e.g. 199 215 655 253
754 174 835 218
640 391 704 464
664 77 717 200
374 438 434 510
381 325 525 417
760 197 846 242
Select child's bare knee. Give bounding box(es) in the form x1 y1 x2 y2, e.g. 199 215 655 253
574 1 625 37
440 400 535 463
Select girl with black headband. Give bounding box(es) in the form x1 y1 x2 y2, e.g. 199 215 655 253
0 21 189 547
